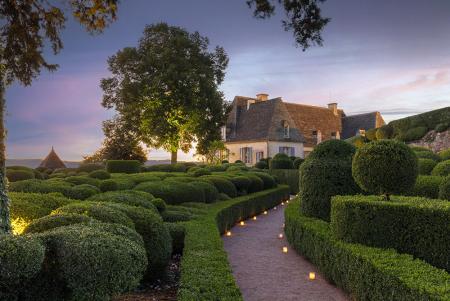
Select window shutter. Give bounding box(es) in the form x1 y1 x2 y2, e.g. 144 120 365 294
249 147 253 164
279 146 283 154
290 147 295 157
240 148 243 161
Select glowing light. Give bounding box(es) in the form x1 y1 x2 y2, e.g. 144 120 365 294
274 207 277 210
309 272 316 280
253 216 257 220
286 200 289 204
263 211 268 215
226 231 231 236
281 202 285 206
278 233 283 239
282 247 288 253
240 221 245 226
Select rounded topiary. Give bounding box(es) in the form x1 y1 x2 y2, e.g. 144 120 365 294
435 122 448 132
270 153 294 169
36 225 146 300
87 190 156 210
199 176 237 197
64 176 100 187
151 198 167 213
375 124 393 140
191 181 218 203
99 179 119 192
134 181 205 204
409 145 432 152
77 163 104 173
106 160 141 174
88 169 110 180
189 168 211 177
0 235 45 298
415 151 441 162
309 139 356 162
234 160 243 164
299 158 360 221
431 160 450 177
66 184 100 200
365 128 377 141
408 175 443 199
251 172 276 189
439 176 450 200
438 149 450 161
254 160 268 169
221 160 229 164
226 165 248 172
293 157 304 169
165 222 185 254
229 176 251 192
52 202 135 229
6 169 35 182
352 140 419 198
23 213 94 234
418 158 437 175
246 174 265 193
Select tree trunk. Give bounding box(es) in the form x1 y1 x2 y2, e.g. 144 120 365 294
171 150 177 164
0 79 11 234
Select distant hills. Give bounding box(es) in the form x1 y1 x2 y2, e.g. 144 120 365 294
6 159 175 169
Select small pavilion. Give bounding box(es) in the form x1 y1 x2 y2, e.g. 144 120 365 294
39 147 66 170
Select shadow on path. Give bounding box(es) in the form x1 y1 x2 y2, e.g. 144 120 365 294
222 198 349 301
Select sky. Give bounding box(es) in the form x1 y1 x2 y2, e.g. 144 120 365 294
6 0 450 161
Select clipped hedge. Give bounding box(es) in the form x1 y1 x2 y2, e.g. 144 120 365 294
88 170 110 180
0 235 45 300
330 195 450 272
65 176 100 187
269 169 299 194
408 175 443 199
269 153 293 169
415 151 441 162
106 160 141 174
6 169 35 182
165 222 185 254
66 184 100 200
77 163 104 173
200 176 238 198
431 160 450 177
251 172 276 190
308 139 356 161
87 190 156 210
9 179 73 196
285 199 450 301
23 213 94 234
439 149 450 161
439 176 450 201
178 186 289 301
134 181 205 204
418 158 437 175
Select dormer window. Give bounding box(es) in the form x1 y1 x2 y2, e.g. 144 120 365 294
283 121 290 138
312 130 322 144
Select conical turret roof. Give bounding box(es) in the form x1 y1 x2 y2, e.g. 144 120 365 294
39 147 66 170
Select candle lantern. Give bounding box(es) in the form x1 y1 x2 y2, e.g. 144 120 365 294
309 272 316 280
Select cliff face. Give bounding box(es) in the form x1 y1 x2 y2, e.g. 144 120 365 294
409 130 450 153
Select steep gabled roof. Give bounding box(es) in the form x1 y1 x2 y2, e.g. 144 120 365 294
39 147 66 170
341 112 381 139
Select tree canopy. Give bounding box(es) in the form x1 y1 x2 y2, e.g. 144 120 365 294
246 0 329 50
101 23 230 163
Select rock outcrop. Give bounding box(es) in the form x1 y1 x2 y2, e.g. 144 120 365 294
409 130 450 153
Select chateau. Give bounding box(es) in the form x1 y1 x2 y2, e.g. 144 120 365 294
222 94 385 163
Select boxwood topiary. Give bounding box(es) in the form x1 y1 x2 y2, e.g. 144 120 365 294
102 203 172 279
299 158 360 221
161 210 193 223
52 202 135 230
65 176 100 187
23 213 94 234
87 190 156 210
375 124 393 140
6 169 35 182
251 172 276 189
254 160 268 169
439 148 450 161
76 163 104 173
151 198 167 213
415 151 441 162
9 179 73 196
165 222 185 254
0 235 45 300
88 169 110 180
293 157 304 169
408 175 443 199
66 184 100 200
106 160 141 174
418 158 437 175
352 140 418 199
99 179 118 192
229 176 251 192
190 181 218 203
269 153 293 169
134 181 205 204
245 174 265 193
32 225 146 301
439 176 450 200
431 160 450 177
189 168 211 177
308 139 356 162
199 176 237 198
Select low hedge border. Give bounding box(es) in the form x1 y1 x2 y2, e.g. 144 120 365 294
178 185 290 301
285 199 450 301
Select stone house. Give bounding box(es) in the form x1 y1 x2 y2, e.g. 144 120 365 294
222 94 384 164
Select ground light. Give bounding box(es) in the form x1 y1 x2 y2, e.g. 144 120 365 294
278 233 283 239
253 216 257 220
226 231 231 236
240 221 245 226
263 211 268 215
309 272 316 280
282 247 288 253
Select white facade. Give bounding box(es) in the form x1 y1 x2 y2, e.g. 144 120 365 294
225 140 304 165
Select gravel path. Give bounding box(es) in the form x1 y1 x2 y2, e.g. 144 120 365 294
222 199 349 301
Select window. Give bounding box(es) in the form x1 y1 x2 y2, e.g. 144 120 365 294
283 121 290 138
331 132 337 139
312 130 322 144
279 146 295 157
240 147 253 164
256 151 264 162
221 126 226 140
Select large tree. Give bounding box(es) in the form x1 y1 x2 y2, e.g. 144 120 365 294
101 23 229 164
83 115 147 163
246 0 330 50
0 0 118 233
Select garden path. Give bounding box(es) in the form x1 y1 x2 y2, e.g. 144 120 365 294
222 197 349 301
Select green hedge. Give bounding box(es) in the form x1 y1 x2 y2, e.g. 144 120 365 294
418 158 437 175
416 151 441 162
269 169 299 194
199 176 238 198
165 222 185 254
269 153 293 169
64 176 100 187
6 169 35 182
408 175 443 199
439 149 450 161
285 199 450 301
178 186 289 301
330 195 450 272
134 181 205 204
9 179 73 196
106 160 141 174
88 170 110 180
431 160 450 177
66 184 100 200
87 190 156 210
440 176 450 200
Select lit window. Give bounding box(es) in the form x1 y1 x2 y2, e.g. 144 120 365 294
240 147 253 164
256 151 264 162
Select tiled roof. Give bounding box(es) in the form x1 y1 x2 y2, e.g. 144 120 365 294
39 147 66 170
341 112 380 139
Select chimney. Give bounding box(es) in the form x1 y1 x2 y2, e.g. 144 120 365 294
328 102 338 116
256 93 269 101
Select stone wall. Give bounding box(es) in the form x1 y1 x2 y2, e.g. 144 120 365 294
409 130 450 153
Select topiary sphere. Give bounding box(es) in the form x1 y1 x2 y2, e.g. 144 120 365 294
293 157 304 169
299 158 360 221
352 140 418 197
270 153 294 169
439 176 450 200
418 158 437 175
308 139 356 162
254 160 268 169
88 169 111 180
439 149 450 161
431 160 450 177
375 124 393 140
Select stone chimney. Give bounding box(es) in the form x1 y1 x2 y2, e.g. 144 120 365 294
256 93 269 101
328 102 338 116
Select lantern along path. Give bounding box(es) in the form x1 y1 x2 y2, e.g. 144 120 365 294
222 197 348 301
